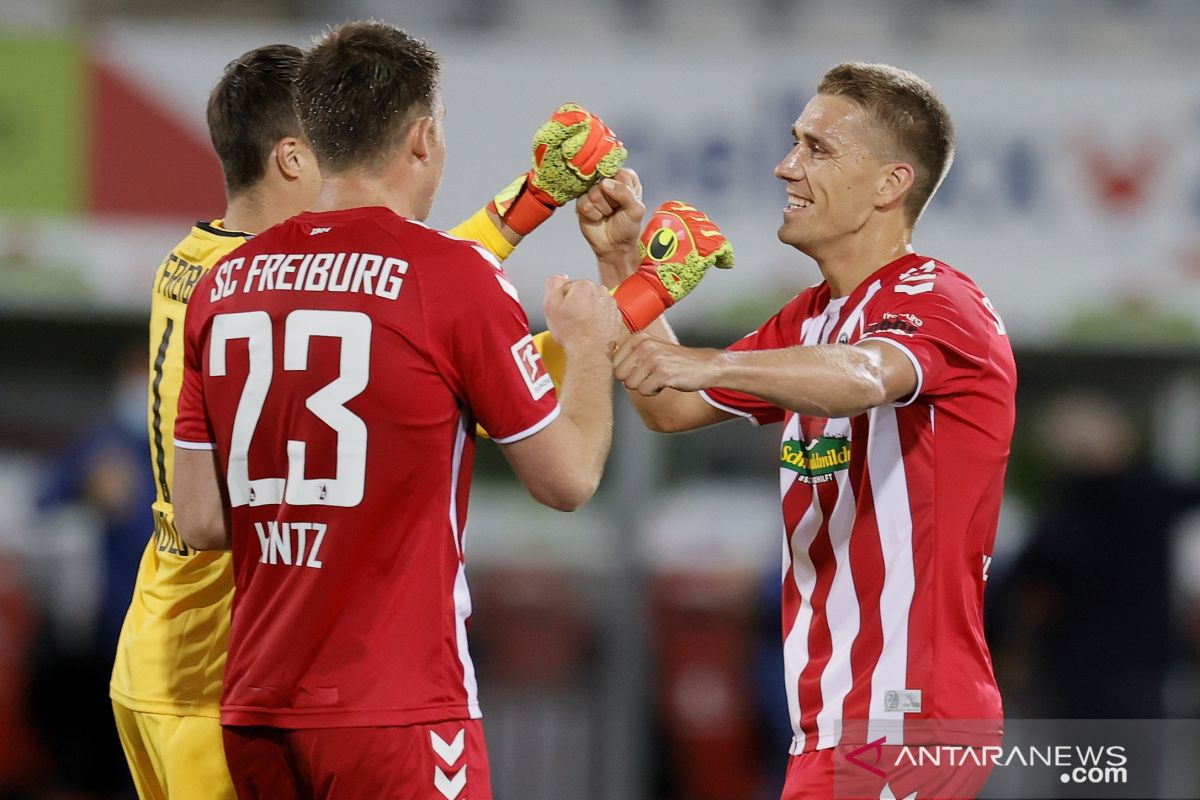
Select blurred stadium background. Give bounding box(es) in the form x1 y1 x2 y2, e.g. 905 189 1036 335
3 0 1200 798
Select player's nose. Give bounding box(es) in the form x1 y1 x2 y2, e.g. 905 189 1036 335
774 145 804 181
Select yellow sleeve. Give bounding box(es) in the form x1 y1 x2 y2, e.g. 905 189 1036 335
449 207 515 262
530 330 566 388
452 208 566 440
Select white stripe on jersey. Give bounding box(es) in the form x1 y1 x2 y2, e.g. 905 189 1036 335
454 563 482 718
837 280 882 342
784 490 822 754
449 417 467 558
449 416 481 717
813 418 859 750
865 404 916 745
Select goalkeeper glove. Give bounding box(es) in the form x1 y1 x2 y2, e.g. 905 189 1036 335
612 201 734 331
488 103 627 236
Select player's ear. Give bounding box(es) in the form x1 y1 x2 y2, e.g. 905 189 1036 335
407 115 434 163
876 161 915 212
275 137 307 181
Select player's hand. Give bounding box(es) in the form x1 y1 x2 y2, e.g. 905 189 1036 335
613 332 722 396
543 274 623 354
577 169 644 287
611 201 734 332
489 104 627 237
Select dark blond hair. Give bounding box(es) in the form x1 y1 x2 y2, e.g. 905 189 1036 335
818 62 954 224
296 21 440 174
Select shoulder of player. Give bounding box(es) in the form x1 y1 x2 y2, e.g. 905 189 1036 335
152 223 248 308
366 216 496 267
876 256 984 303
387 219 514 299
776 281 830 320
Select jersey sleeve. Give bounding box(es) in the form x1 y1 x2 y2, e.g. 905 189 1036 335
857 270 996 405
173 301 216 450
428 242 560 443
699 302 799 427
447 207 515 262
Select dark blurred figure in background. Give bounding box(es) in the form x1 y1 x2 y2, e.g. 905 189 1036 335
994 392 1198 719
33 344 151 799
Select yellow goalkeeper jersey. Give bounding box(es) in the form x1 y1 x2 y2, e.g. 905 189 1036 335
110 220 248 716
110 210 530 717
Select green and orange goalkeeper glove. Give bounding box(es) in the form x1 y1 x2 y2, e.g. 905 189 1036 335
488 103 627 237
612 201 735 332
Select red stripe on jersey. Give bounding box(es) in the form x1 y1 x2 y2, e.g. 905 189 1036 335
780 554 802 641
899 405 936 727
796 476 839 744
841 416 884 729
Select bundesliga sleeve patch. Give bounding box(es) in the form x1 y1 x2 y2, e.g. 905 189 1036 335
510 334 554 400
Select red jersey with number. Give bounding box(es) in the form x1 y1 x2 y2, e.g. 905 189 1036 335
174 206 559 728
701 253 1015 753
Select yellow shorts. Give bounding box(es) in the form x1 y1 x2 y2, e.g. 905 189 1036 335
111 700 235 800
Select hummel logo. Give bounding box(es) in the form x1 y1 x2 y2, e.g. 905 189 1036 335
434 766 466 799
431 730 466 799
430 730 465 765
309 226 332 235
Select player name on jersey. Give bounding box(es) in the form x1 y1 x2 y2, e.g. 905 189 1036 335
156 252 208 304
253 521 327 569
210 251 408 302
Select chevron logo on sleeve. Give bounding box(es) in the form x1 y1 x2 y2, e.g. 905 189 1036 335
431 729 467 799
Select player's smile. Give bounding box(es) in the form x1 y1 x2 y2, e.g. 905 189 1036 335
783 191 813 217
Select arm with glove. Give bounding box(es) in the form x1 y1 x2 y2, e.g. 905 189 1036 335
526 183 735 389
449 102 627 261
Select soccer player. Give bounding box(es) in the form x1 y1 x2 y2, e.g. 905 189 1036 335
111 42 625 799
109 44 318 800
580 63 1016 799
171 21 623 799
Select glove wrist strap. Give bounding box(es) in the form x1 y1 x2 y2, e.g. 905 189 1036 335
496 188 555 237
613 270 673 332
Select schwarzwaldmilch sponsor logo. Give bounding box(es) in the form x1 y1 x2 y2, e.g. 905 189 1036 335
780 435 851 483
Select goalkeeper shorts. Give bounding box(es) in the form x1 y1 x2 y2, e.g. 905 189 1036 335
111 699 235 800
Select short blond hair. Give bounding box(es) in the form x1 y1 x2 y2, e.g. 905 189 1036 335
818 62 954 224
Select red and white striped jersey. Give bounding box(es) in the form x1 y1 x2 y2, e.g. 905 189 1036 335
175 206 559 729
701 253 1016 753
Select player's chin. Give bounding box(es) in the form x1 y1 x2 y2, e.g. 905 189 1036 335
777 220 804 248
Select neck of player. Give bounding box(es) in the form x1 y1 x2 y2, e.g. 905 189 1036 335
812 223 914 298
309 165 428 221
222 190 279 237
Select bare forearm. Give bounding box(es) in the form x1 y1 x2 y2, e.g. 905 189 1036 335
616 318 728 433
712 344 890 418
173 449 232 550
557 344 615 491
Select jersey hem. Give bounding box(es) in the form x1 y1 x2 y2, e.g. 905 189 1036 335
173 438 216 451
489 404 562 444
109 685 221 718
220 701 482 729
698 389 762 426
